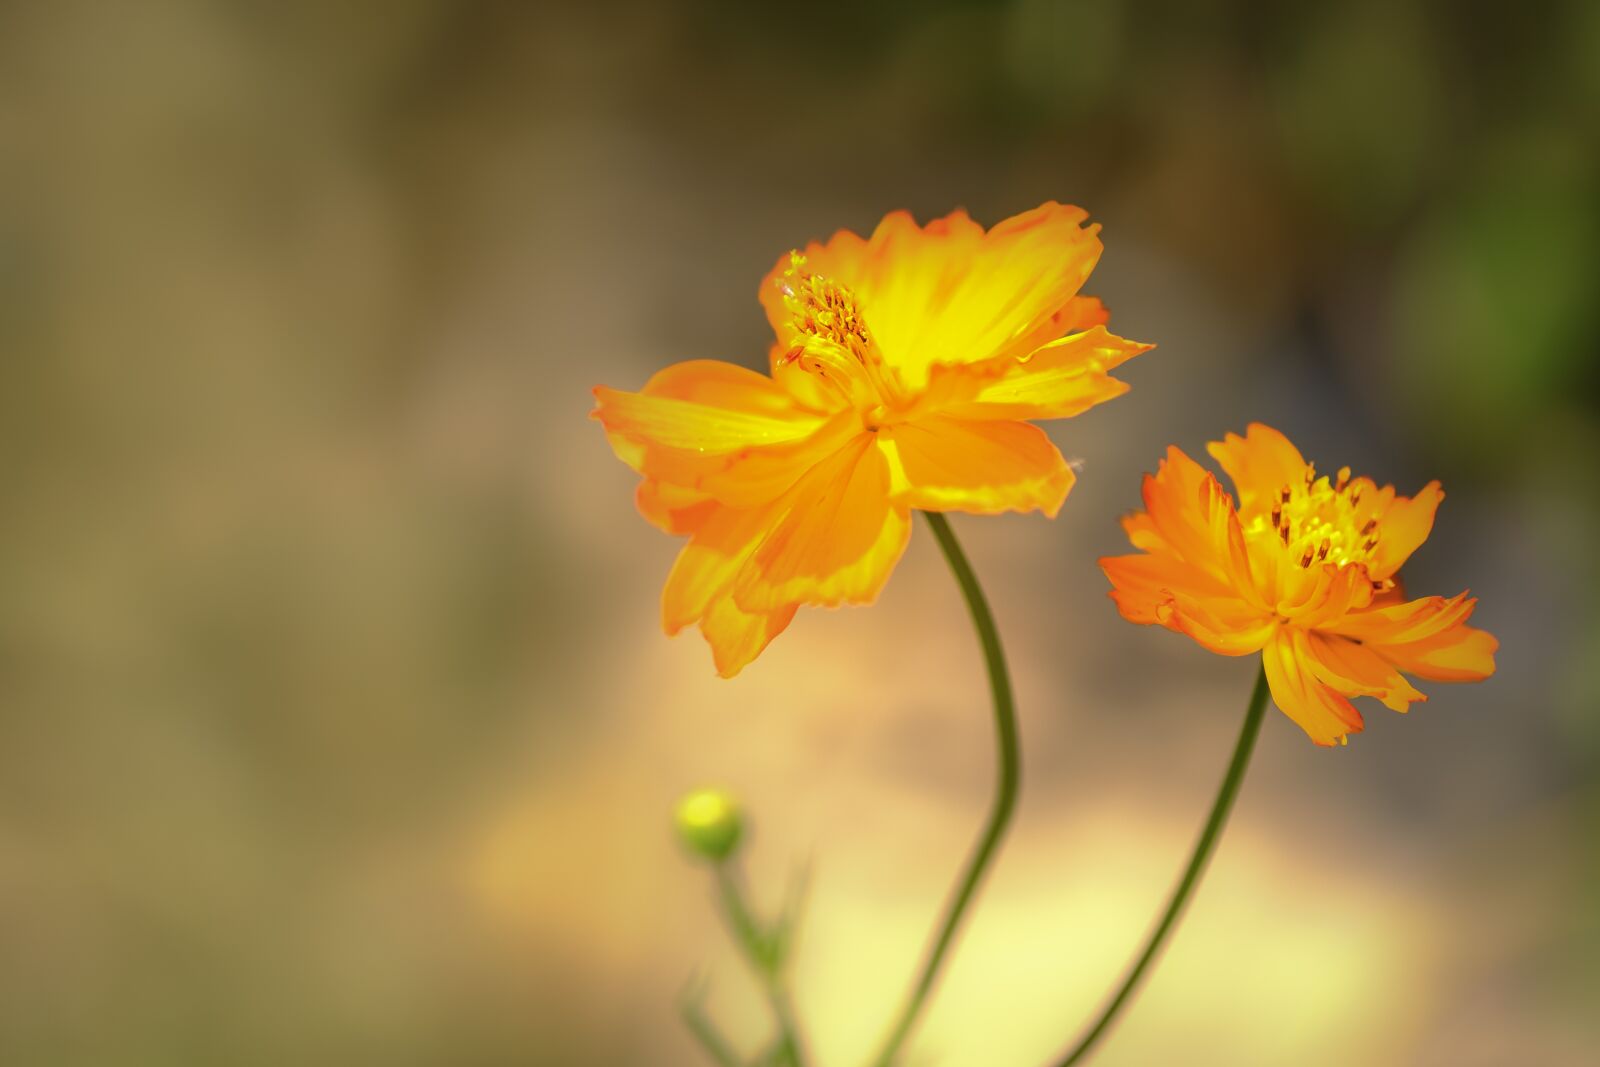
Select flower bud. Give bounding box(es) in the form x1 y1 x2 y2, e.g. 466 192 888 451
673 788 743 862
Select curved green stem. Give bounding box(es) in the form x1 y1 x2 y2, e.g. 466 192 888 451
714 862 807 1066
868 511 1022 1067
1050 664 1270 1067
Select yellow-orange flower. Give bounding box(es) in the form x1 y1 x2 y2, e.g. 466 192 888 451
594 203 1151 676
1102 423 1497 745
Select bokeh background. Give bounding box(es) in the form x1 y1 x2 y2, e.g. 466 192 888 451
3 1 1598 1064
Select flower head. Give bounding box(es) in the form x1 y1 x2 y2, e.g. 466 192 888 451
674 787 744 862
1101 423 1497 745
594 204 1151 676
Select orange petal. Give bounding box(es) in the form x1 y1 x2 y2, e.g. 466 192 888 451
639 358 806 413
1002 294 1112 357
1206 423 1308 514
1300 630 1426 713
732 436 913 613
1367 481 1444 580
761 204 1105 388
636 479 718 535
1377 627 1499 683
1276 560 1378 629
1100 553 1249 626
1326 592 1479 645
878 415 1075 517
700 597 798 678
1329 593 1497 683
928 326 1152 422
593 362 857 508
1158 597 1278 656
1261 630 1365 746
662 498 785 635
1137 447 1262 606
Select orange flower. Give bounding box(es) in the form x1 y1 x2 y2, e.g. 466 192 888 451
1102 423 1497 745
594 203 1151 676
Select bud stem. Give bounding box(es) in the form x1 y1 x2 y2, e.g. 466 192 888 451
714 861 808 1066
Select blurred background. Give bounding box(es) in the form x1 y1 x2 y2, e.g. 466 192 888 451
2 1 1597 1064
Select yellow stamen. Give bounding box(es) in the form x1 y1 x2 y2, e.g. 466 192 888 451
777 253 904 412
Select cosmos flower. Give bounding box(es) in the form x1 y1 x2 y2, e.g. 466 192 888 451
1101 423 1497 745
593 203 1150 676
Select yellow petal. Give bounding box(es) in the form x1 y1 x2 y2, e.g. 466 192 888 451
732 436 912 612
1261 630 1365 746
1000 294 1112 359
878 415 1075 517
1206 423 1309 513
760 204 1105 388
929 326 1152 422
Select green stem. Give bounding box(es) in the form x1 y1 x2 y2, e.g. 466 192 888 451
715 863 807 1067
867 511 1022 1067
1050 664 1270 1067
679 992 743 1067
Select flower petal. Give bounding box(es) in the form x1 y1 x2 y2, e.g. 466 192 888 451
1261 630 1365 746
1367 481 1444 580
1100 553 1250 626
1206 423 1309 514
761 204 1104 388
732 436 912 613
878 415 1075 517
636 478 717 535
1002 295 1112 358
1277 561 1378 628
662 498 785 634
1157 597 1278 656
593 360 858 508
1378 627 1499 683
1300 630 1426 713
699 597 798 678
1328 593 1497 683
1326 592 1479 645
928 326 1152 422
1136 446 1263 605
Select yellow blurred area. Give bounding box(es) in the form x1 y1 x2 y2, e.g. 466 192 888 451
2 1 1597 1065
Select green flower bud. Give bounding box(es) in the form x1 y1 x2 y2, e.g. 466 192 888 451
673 788 743 862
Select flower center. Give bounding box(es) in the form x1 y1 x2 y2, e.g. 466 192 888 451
1251 463 1383 572
775 252 905 415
